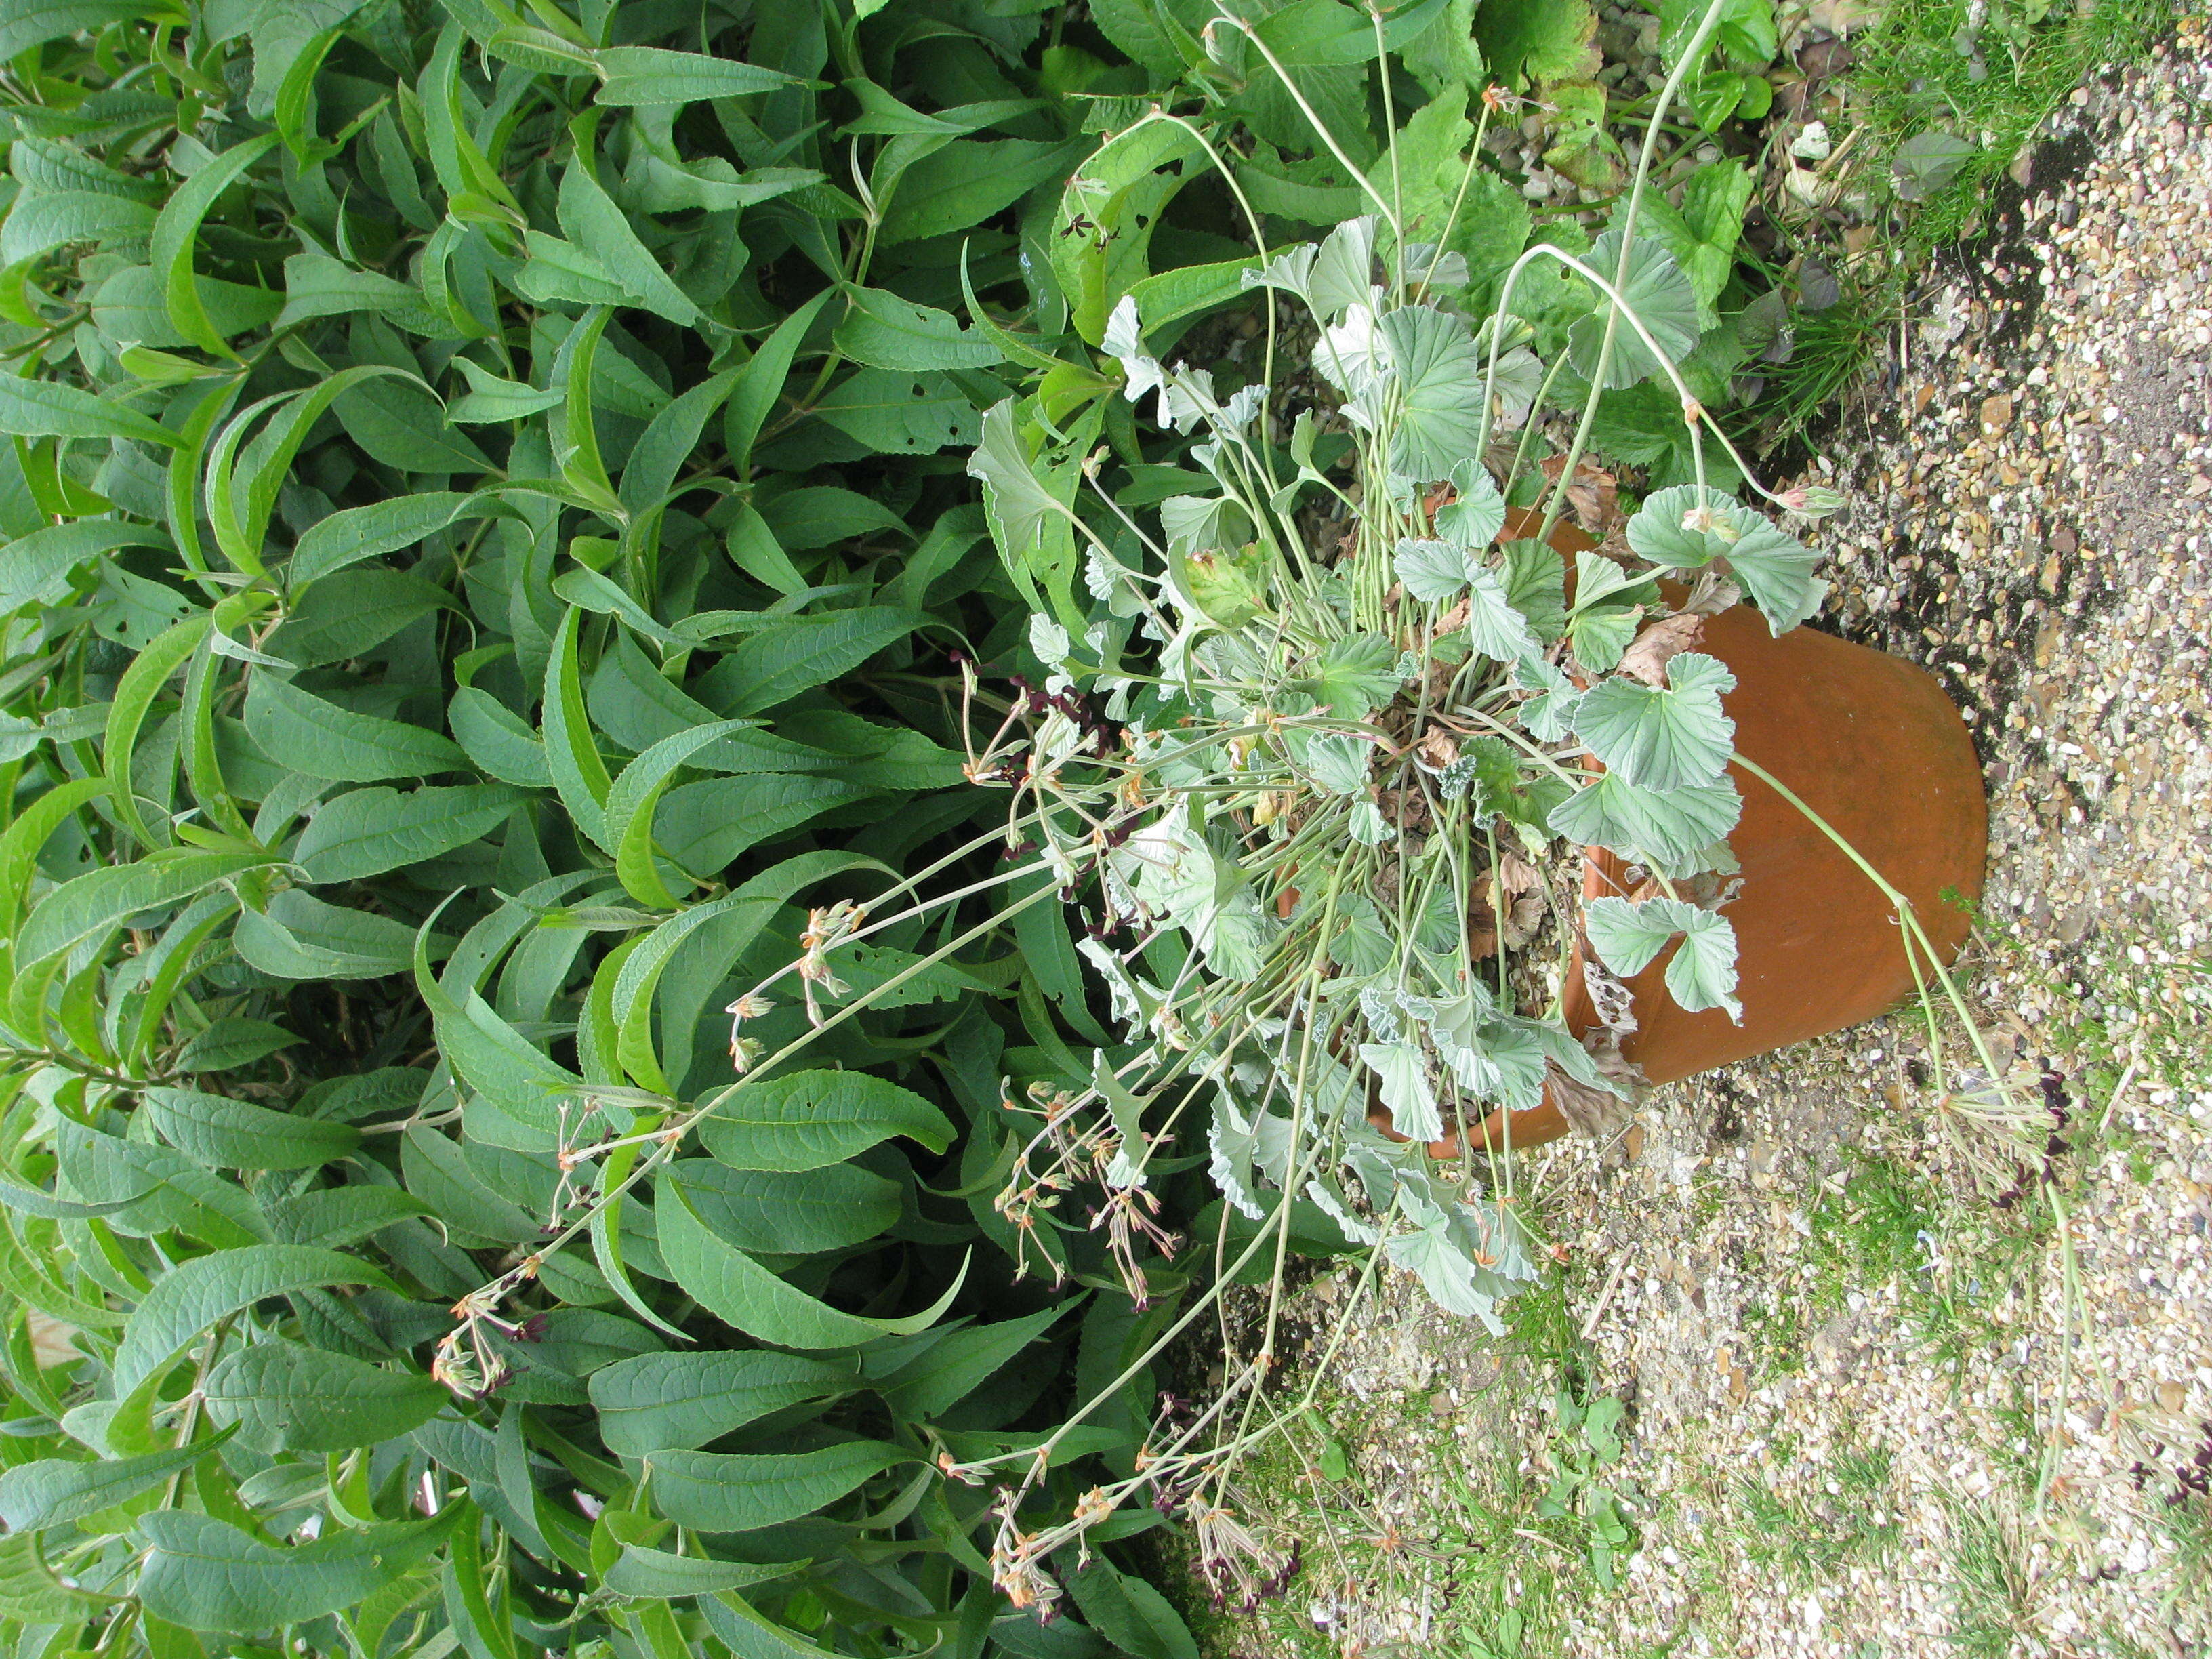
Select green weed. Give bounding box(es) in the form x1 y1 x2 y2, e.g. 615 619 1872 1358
1844 0 2171 249
1942 1496 2039 1658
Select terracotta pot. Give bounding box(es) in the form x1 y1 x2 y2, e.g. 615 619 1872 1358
1378 514 1988 1156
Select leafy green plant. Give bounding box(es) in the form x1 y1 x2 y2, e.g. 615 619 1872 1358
943 0 1891 1606
1536 1388 1634 1589
0 2 1237 1656
0 0 2041 1653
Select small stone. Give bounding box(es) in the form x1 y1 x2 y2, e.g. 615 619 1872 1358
1980 393 2013 433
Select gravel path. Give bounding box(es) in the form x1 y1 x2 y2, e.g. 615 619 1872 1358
1210 30 2212 1659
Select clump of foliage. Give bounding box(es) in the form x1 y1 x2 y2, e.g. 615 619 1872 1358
0 0 2021 1655
0 1 1225 1654
951 0 1859 1605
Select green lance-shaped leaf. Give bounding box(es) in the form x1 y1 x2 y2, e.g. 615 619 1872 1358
1570 652 1736 793
646 1441 907 1533
701 1589 856 1659
136 1512 449 1633
447 687 553 787
142 1086 362 1170
288 492 472 588
111 1245 398 1402
15 850 268 969
104 607 213 846
203 1338 445 1452
173 1016 300 1072
243 672 468 783
592 45 807 104
697 1069 956 1172
0 372 180 449
834 285 1004 371
605 720 763 907
1065 1561 1202 1659
293 783 525 884
621 365 740 517
876 1300 1074 1418
206 365 426 579
0 519 173 617
0 775 106 935
1582 895 1742 1019
149 131 280 358
0 1431 229 1533
264 1187 435 1250
590 1351 857 1457
709 607 923 718
655 1183 966 1349
234 887 434 980
555 155 699 325
603 1547 802 1601
543 606 613 849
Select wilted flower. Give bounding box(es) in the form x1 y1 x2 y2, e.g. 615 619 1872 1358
1191 1502 1300 1613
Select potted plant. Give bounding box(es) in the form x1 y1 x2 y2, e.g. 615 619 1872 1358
962 152 1986 1324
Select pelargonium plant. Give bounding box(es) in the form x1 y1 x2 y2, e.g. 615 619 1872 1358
962 131 1839 1331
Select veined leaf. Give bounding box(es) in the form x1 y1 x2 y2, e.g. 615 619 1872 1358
0 518 171 617
234 887 438 980
656 1184 964 1349
593 45 806 104
148 131 280 358
605 719 756 908
647 1441 906 1533
834 287 1003 371
697 1070 956 1172
1582 894 1742 1019
0 1433 225 1533
705 608 923 717
288 492 472 586
243 672 467 782
142 1086 361 1170
1571 651 1736 792
670 1159 900 1256
603 1547 802 1600
590 1350 855 1457
1548 770 1742 867
1567 229 1700 391
203 1338 444 1452
0 372 178 448
137 1513 447 1633
112 1244 396 1401
294 783 525 884
16 851 267 968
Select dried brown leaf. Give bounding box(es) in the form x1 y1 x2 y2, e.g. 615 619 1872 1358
1677 567 1744 618
1542 454 1622 534
1617 613 1706 686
